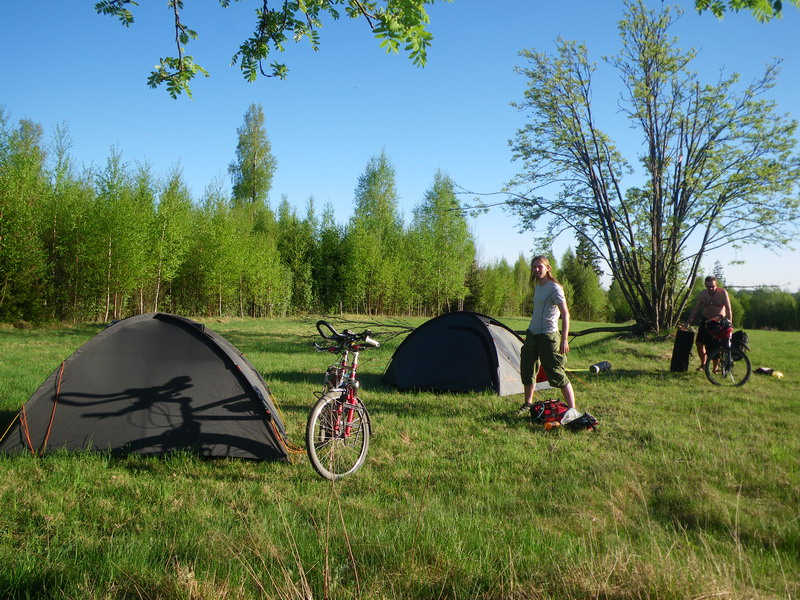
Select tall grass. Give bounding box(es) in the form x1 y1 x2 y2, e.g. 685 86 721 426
0 316 798 599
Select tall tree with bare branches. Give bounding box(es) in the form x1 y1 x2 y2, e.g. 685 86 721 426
506 0 800 333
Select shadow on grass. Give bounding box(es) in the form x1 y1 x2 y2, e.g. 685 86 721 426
263 369 317 386
0 409 18 432
0 572 71 600
483 408 567 434
0 322 105 341
573 368 677 383
261 363 679 396
648 483 731 536
263 371 390 393
210 330 313 354
108 453 293 481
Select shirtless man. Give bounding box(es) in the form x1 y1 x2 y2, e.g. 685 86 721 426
683 276 733 369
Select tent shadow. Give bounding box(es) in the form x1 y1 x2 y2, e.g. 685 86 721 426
357 372 390 390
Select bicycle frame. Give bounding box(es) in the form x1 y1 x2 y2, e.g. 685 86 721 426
327 348 363 437
307 320 379 480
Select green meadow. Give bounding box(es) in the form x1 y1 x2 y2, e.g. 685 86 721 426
1 317 798 599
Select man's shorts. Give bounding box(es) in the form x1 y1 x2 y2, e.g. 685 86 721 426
520 331 570 388
697 318 711 344
697 318 721 351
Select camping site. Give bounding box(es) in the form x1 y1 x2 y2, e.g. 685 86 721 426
1 315 798 599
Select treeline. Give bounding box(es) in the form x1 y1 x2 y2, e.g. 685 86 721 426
0 111 536 323
2 109 798 329
607 270 800 332
734 287 800 331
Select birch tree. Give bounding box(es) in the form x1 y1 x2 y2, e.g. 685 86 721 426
345 150 404 313
151 167 193 312
0 115 48 321
229 103 277 206
408 170 474 313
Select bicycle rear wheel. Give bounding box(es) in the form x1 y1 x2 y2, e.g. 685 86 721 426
306 390 370 481
705 347 751 387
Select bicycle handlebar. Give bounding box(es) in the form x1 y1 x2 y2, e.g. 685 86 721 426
316 320 340 340
315 320 380 349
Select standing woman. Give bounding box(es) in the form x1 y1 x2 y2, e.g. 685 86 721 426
518 256 577 412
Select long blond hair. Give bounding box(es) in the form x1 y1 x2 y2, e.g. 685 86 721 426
529 255 560 286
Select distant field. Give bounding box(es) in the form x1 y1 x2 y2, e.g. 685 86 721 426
1 316 798 599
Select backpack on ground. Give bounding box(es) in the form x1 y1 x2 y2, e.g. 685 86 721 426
530 401 599 432
530 400 570 423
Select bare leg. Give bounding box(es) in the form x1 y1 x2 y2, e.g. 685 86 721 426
560 382 575 410
696 341 706 369
523 384 535 406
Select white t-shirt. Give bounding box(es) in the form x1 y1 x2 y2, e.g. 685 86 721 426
527 279 565 334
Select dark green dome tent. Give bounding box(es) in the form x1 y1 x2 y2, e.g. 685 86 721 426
383 311 530 396
0 313 289 461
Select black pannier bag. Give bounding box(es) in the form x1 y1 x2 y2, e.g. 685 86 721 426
731 330 750 360
565 412 598 432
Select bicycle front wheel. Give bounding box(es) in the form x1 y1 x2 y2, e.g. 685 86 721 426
306 391 370 481
705 346 751 387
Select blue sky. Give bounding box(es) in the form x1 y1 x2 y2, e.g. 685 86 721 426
2 1 798 290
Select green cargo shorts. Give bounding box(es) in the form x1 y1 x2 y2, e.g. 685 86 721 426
520 331 570 388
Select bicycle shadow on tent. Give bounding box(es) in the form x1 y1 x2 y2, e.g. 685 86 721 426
261 370 337 413
18 376 286 460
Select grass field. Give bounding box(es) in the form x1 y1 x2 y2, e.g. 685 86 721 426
1 316 798 599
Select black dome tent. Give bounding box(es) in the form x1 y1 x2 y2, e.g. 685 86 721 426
383 311 537 396
0 313 289 461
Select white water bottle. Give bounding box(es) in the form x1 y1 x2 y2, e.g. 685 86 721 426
590 361 612 374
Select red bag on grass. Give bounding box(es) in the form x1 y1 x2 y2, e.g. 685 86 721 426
530 400 570 423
